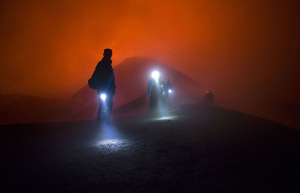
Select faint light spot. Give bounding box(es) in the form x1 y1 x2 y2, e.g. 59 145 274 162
92 139 131 152
100 139 120 145
154 116 177 121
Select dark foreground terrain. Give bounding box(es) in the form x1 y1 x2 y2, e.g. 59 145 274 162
1 104 300 192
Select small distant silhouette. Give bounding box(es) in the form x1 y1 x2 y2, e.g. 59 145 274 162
165 79 172 100
148 73 164 110
204 90 214 106
88 48 116 125
160 80 166 106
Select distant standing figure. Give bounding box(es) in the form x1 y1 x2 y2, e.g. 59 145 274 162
88 49 116 125
165 79 173 101
148 71 164 110
148 77 161 109
160 80 166 106
204 90 214 106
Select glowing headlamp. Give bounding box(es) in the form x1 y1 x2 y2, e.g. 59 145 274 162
100 94 107 101
168 89 172 93
151 71 160 82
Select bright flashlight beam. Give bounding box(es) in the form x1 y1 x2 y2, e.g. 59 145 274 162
168 89 172 93
100 94 107 101
151 71 160 81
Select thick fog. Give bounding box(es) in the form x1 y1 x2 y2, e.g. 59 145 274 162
0 0 299 103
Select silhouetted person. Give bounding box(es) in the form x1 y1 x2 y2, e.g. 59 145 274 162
161 80 166 89
204 90 214 106
165 79 172 100
88 48 116 125
148 78 158 109
148 75 163 110
160 80 166 106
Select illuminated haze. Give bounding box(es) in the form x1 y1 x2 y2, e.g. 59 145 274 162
0 0 299 103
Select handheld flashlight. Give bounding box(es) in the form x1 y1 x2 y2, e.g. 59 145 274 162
100 94 107 101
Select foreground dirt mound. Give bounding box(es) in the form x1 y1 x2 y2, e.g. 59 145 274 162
2 104 300 192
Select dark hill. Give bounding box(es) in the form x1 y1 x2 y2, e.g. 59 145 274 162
72 57 204 119
217 101 300 130
0 95 85 125
0 57 203 125
112 93 149 117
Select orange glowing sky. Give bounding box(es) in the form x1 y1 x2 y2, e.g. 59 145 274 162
0 0 299 103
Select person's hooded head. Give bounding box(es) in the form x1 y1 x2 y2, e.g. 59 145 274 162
103 48 112 60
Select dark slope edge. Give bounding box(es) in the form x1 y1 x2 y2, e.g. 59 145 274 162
0 95 85 125
0 57 203 125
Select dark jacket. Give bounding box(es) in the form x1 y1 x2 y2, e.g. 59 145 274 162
148 78 163 97
90 58 116 95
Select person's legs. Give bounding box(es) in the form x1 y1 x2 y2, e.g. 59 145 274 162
153 95 158 109
150 95 154 109
162 95 166 107
165 95 169 108
106 95 114 124
98 95 113 125
97 97 103 125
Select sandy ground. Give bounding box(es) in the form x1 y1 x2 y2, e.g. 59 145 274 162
1 104 300 192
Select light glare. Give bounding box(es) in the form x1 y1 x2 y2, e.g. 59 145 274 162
154 116 178 121
100 94 107 101
151 71 160 81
